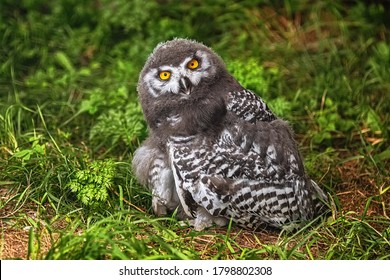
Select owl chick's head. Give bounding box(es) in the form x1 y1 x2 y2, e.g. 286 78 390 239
138 38 229 100
137 38 242 137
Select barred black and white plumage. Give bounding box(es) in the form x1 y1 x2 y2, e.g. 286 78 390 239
132 38 328 231
227 90 276 123
168 116 327 230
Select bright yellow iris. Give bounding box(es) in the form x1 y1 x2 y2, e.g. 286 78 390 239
187 58 199 70
159 71 171 80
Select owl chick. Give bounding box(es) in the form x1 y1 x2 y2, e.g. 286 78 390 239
132 38 328 230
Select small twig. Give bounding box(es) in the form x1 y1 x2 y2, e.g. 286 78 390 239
111 188 146 213
318 164 330 184
336 191 353 196
357 190 367 198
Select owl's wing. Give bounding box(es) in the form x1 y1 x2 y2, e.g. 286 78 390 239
227 89 276 123
196 175 328 230
168 119 328 230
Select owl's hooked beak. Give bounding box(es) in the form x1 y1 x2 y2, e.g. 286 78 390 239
179 77 192 95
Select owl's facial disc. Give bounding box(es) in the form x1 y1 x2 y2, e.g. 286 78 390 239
144 50 215 98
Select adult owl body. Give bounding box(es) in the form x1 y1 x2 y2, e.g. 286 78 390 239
132 38 327 230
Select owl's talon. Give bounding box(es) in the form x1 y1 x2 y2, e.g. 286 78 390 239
185 208 228 231
152 197 167 216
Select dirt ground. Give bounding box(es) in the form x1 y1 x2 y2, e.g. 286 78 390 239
0 223 56 260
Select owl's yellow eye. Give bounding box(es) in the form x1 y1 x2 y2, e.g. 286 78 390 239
159 71 171 80
187 58 199 70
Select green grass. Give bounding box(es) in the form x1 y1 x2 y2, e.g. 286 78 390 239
0 0 389 260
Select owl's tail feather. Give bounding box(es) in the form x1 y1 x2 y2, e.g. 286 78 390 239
309 179 330 216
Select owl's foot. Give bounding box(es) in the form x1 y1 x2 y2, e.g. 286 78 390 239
186 207 228 231
151 182 181 217
152 196 168 216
